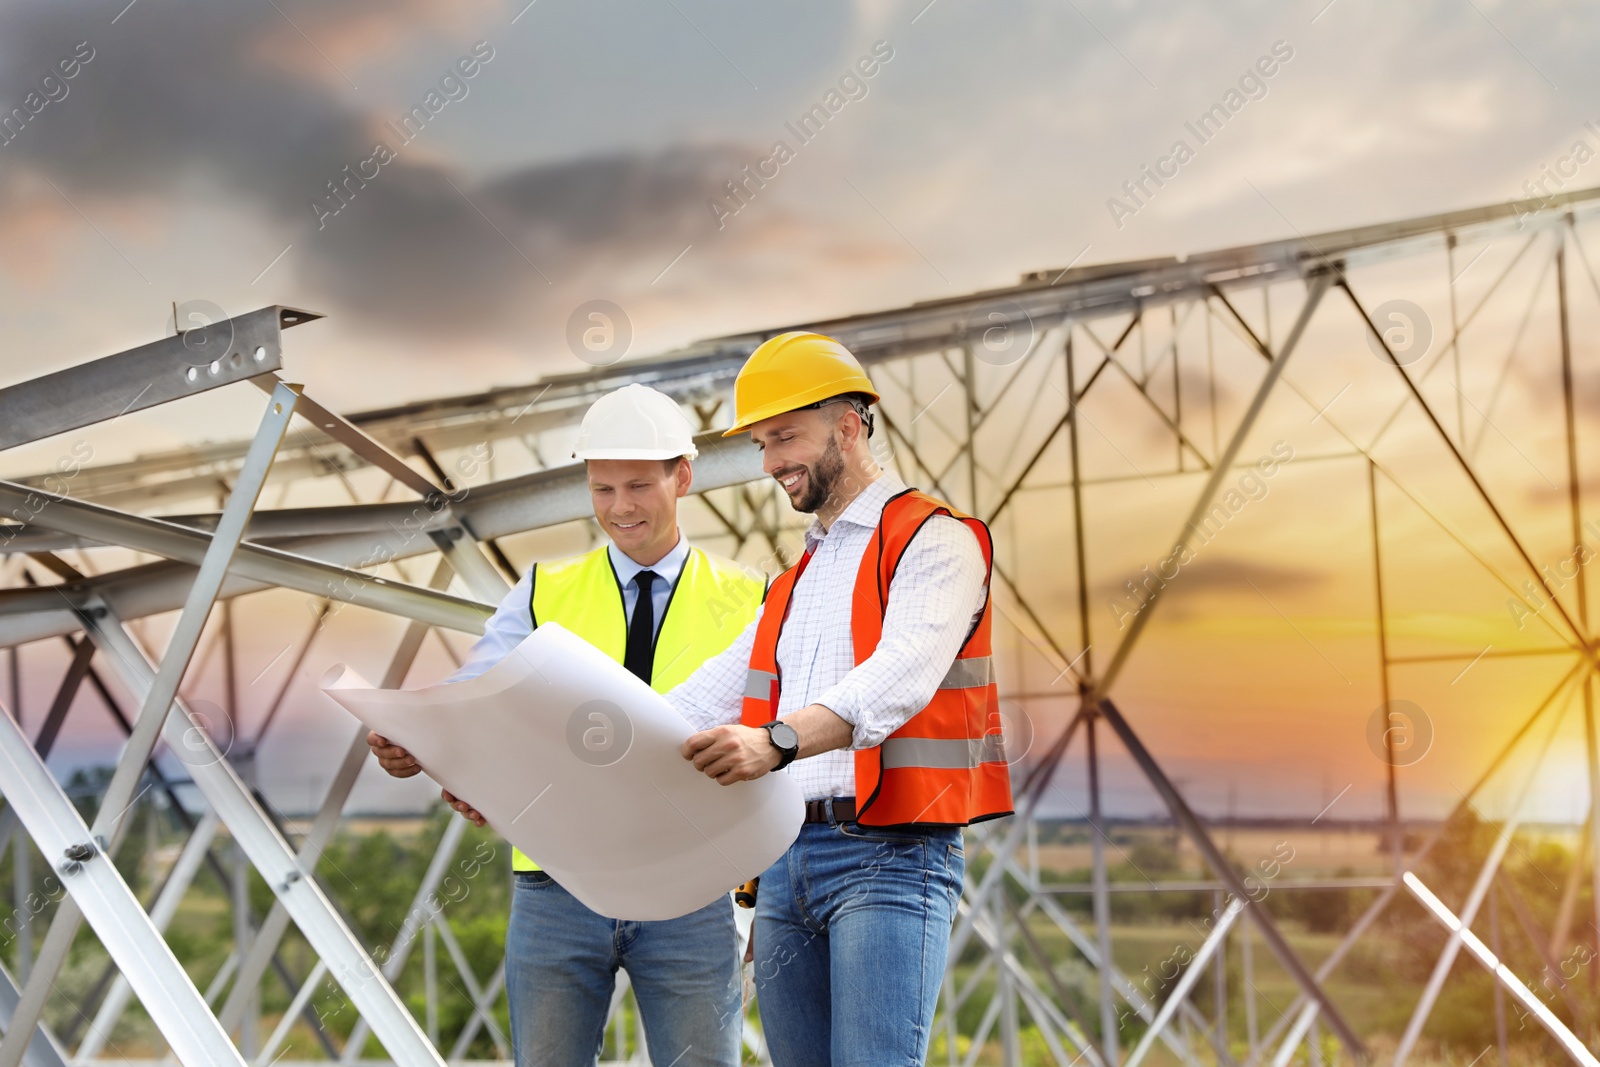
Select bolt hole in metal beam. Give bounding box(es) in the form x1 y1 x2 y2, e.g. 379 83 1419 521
0 305 317 450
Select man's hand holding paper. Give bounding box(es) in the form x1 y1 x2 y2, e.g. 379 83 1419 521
362 732 487 825
325 621 803 921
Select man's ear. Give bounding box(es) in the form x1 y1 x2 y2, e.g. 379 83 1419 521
675 457 694 498
837 407 864 452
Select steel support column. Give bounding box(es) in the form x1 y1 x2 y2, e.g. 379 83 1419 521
0 697 245 1065
80 611 445 1066
0 383 302 1067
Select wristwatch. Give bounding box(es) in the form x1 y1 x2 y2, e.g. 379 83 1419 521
759 720 800 770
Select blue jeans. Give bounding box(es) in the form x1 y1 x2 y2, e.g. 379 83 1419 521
751 821 966 1067
505 871 743 1067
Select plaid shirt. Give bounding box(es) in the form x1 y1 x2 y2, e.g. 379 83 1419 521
667 471 987 801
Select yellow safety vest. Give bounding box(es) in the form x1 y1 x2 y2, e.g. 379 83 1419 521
512 543 766 871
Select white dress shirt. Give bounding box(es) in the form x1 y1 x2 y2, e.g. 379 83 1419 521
445 534 692 684
667 472 987 801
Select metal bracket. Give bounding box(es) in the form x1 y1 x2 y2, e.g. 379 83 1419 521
0 306 321 451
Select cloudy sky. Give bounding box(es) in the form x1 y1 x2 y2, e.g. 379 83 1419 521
3 0 1598 824
3 0 1594 419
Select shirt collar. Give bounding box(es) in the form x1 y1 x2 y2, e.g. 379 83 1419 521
803 470 907 551
609 531 691 589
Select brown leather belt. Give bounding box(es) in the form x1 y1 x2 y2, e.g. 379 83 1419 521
803 796 856 824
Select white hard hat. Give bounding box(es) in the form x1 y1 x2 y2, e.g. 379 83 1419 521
572 384 700 461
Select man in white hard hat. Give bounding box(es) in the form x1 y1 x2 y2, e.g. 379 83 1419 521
367 383 766 1067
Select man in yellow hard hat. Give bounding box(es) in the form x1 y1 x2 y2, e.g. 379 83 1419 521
667 333 1014 1065
368 383 766 1067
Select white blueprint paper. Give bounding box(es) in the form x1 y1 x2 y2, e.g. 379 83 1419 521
320 622 803 921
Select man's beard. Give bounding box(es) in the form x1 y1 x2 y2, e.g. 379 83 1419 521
793 434 845 514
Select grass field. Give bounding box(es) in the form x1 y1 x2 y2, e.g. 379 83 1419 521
2 794 1592 1065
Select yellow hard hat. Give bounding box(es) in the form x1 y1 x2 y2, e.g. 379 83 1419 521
722 332 880 436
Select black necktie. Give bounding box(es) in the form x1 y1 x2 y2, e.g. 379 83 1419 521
623 570 658 684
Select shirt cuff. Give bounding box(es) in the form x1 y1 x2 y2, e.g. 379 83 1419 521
812 684 877 749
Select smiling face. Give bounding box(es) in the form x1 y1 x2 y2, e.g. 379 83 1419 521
750 400 866 523
586 457 691 565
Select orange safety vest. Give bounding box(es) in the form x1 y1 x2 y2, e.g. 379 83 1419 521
740 488 1014 827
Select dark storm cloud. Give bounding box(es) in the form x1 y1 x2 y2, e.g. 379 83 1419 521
0 2 362 214
1169 555 1322 595
1092 554 1323 607
298 143 749 330
0 0 746 333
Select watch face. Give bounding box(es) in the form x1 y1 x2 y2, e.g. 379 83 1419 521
769 721 799 751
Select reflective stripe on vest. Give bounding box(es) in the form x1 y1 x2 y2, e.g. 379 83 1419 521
739 489 1015 828
512 544 766 871
880 735 1008 771
939 656 991 690
761 655 984 703
744 668 778 700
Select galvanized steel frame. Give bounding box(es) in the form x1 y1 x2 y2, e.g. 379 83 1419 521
0 187 1596 1064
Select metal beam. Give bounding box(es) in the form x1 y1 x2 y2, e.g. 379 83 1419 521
1344 278 1590 651
956 899 1105 1067
1494 872 1588 1025
1250 660 1588 1060
11 186 1598 510
0 699 246 1065
1556 231 1600 989
24 607 340 1060
1125 897 1245 1067
218 559 454 1040
1087 717 1119 1067
0 174 1596 1067
948 273 1332 989
1099 698 1366 1059
1004 863 1203 1062
0 639 96 861
0 383 301 1067
338 818 471 1063
0 477 489 636
1001 861 1204 1066
80 612 445 1066
430 909 510 1057
447 961 507 1062
0 429 765 648
252 375 439 500
74 811 221 1060
0 959 65 1067
1390 690 1568 1065
1094 271 1330 698
1403 873 1600 1067
0 307 317 450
